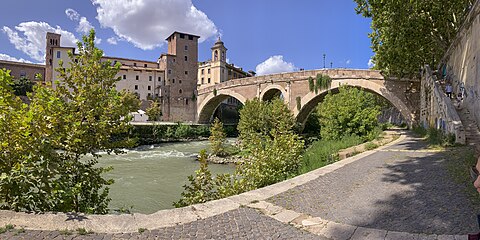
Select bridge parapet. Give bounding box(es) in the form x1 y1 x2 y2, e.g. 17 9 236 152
198 69 384 95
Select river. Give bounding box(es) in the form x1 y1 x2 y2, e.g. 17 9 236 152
95 140 235 214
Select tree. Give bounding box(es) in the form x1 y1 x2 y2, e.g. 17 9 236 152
354 0 473 77
0 30 139 214
10 76 34 96
209 118 226 156
318 86 380 140
146 101 162 121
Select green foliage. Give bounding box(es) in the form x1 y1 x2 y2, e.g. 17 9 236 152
308 77 314 92
315 74 331 94
364 142 379 151
174 150 218 207
146 101 162 121
10 76 34 96
213 88 217 96
296 96 301 111
174 124 195 139
195 125 211 137
138 228 147 233
209 118 227 156
354 0 473 77
318 86 381 140
176 98 304 207
300 135 363 174
303 110 321 136
0 30 138 214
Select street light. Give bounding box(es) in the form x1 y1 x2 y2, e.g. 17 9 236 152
323 54 326 69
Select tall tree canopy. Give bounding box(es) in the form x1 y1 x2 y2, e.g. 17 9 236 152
355 0 473 77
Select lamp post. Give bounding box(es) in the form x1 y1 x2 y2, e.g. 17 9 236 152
323 54 326 69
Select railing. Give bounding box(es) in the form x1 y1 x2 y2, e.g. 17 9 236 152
197 68 384 95
421 65 465 144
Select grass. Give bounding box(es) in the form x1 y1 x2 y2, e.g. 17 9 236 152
59 229 73 235
138 228 147 233
446 147 480 208
364 142 379 151
299 135 363 174
412 126 456 149
0 224 14 234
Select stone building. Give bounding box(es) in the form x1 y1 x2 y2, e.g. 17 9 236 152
197 37 254 89
0 60 45 83
48 31 201 122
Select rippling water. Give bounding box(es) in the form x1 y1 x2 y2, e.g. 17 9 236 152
94 140 235 214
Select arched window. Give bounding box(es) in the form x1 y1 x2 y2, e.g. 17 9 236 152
179 89 182 94
214 50 218 61
222 51 225 61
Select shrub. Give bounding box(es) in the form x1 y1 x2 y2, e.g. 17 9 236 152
209 118 227 156
175 124 195 139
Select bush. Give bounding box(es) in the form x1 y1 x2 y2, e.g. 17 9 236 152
209 118 227 156
195 125 211 137
318 86 381 140
175 124 195 139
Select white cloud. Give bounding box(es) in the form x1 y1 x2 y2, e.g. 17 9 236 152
91 0 218 50
107 36 119 45
65 8 100 44
2 22 78 62
0 53 34 63
368 58 375 68
255 55 297 76
346 59 351 65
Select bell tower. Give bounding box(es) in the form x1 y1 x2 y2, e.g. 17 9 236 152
211 37 227 63
45 32 61 83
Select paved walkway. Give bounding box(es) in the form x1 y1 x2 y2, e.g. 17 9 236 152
1 132 478 239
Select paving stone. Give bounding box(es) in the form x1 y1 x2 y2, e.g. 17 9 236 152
350 226 387 240
317 221 357 240
268 135 480 235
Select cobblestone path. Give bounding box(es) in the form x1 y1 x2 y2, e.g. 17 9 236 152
1 134 477 239
269 135 480 235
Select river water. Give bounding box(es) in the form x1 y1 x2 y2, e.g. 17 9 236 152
95 140 235 214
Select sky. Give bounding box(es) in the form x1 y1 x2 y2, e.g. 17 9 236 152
0 0 374 76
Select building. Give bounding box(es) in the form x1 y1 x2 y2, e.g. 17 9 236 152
48 31 199 122
0 60 45 83
197 37 254 89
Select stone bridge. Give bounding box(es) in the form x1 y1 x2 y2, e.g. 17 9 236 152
197 69 420 126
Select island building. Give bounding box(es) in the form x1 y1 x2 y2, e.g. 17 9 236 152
1 31 251 123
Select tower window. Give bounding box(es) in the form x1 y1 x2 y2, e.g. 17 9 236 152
214 50 218 61
56 51 61 58
144 64 147 67
208 78 211 83
148 86 151 91
123 75 126 79
179 80 182 84
201 77 204 84
180 34 185 39
185 45 188 51
149 76 152 81
201 69 204 75
135 85 138 90
186 99 189 105
179 89 182 94
134 63 137 66
184 56 188 61
188 35 193 40
158 77 161 81
168 69 171 74
136 75 139 80
185 71 188 75
172 79 175 84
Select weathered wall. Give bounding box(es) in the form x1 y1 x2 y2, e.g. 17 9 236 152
0 60 45 83
442 1 480 128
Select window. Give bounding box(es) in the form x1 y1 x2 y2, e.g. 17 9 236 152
168 69 171 74
208 78 211 83
184 56 188 61
185 71 188 75
123 75 126 79
56 51 61 58
222 69 224 74
49 59 52 66
234 73 237 78
201 69 204 75
148 86 151 91
214 50 218 61
185 45 188 51
135 85 138 90
188 35 193 40
173 58 175 62
134 63 137 66
179 89 182 94
180 33 185 39
222 51 225 61
201 77 204 84
20 71 26 77
208 69 210 74
172 79 175 83
179 80 182 84
158 77 161 81
186 99 188 105
148 93 151 97
149 76 152 81
144 64 147 67
136 75 139 80
228 70 232 75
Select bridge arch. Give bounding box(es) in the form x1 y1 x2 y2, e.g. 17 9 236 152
295 79 414 127
260 84 287 102
197 89 247 124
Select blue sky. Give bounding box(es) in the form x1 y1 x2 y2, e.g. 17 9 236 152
0 0 374 75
